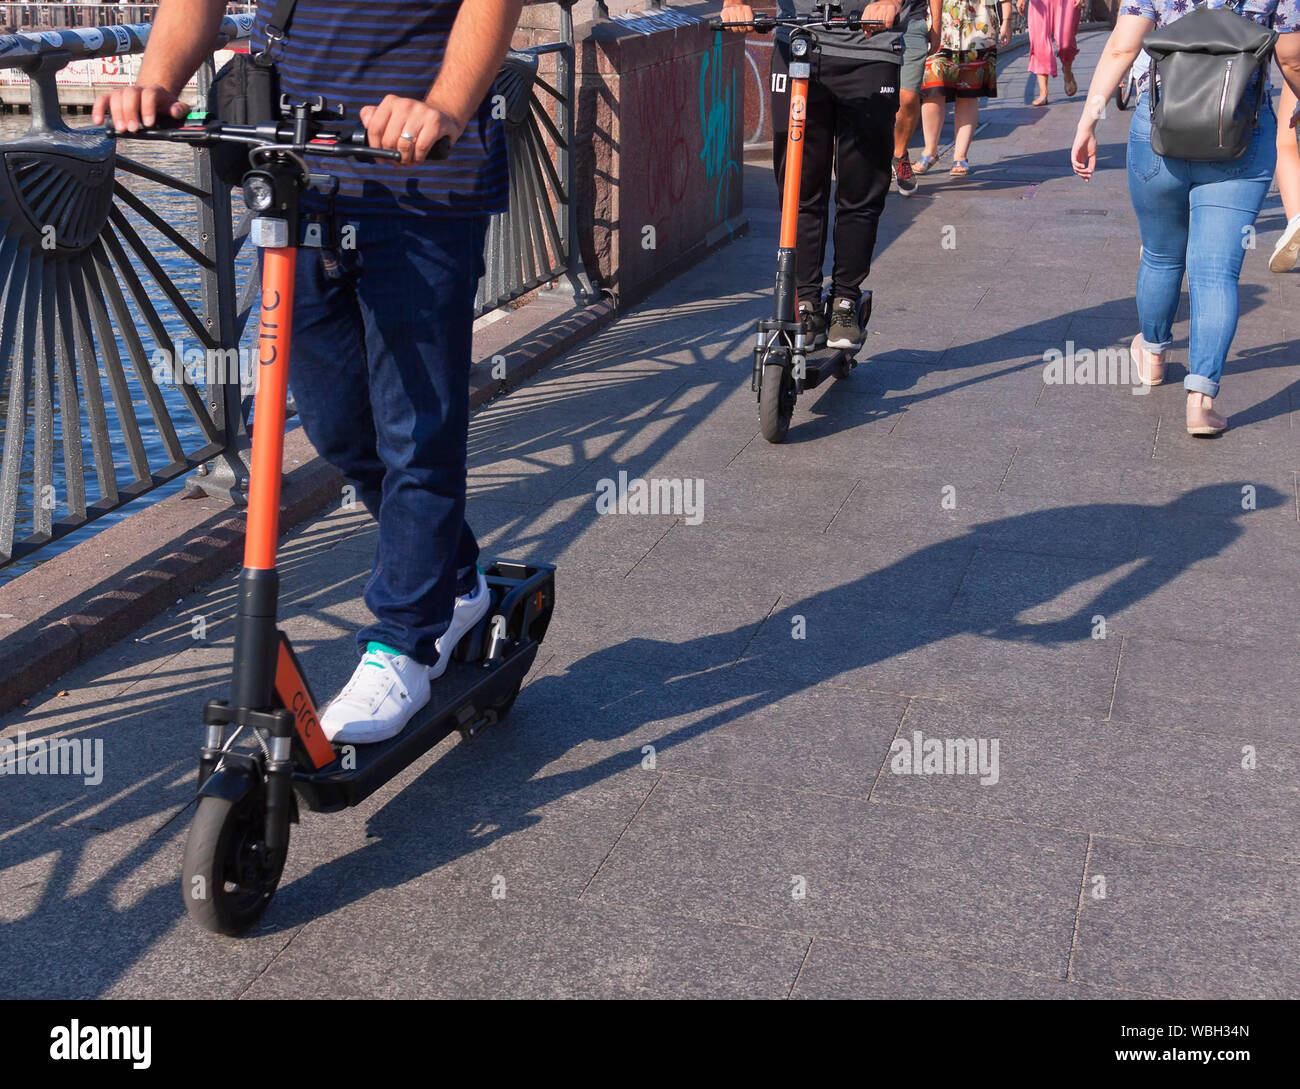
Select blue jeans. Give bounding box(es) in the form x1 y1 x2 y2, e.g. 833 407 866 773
286 212 488 665
1127 94 1276 398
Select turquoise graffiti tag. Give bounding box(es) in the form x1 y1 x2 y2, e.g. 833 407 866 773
700 33 740 220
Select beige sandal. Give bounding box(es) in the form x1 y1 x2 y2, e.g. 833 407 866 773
1130 335 1164 386
1186 393 1228 436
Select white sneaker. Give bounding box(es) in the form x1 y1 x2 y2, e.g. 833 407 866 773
1269 215 1300 273
321 646 431 744
429 569 492 680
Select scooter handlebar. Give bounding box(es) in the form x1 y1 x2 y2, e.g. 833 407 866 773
707 14 894 32
106 114 451 163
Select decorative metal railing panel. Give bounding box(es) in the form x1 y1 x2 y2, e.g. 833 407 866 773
476 41 573 315
0 3 588 573
0 16 252 568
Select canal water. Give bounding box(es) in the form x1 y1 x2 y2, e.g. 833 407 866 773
0 109 257 587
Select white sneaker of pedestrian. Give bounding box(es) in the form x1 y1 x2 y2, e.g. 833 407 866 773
428 569 492 680
1269 214 1300 273
320 646 431 744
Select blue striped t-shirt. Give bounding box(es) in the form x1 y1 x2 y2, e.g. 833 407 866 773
251 0 509 216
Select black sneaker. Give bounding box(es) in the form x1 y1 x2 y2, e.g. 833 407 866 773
797 301 827 347
892 155 917 196
826 296 862 350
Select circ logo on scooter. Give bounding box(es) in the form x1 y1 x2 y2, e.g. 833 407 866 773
258 289 282 366
291 689 320 739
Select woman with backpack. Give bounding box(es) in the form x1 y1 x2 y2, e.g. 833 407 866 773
1070 1 1300 436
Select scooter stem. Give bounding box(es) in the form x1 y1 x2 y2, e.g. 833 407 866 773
244 247 296 571
229 242 296 714
775 48 811 325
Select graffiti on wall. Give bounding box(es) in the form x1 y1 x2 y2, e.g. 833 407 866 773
699 33 739 220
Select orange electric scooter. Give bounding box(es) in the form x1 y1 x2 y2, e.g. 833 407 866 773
112 100 555 936
711 6 888 442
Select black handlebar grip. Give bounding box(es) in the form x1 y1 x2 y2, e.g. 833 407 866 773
345 128 450 160
152 108 190 130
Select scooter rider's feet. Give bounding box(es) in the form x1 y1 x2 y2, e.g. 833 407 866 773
798 300 828 348
826 296 863 350
321 644 431 744
321 571 491 743
892 155 917 196
428 568 492 680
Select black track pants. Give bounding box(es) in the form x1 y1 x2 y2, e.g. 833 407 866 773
771 45 899 306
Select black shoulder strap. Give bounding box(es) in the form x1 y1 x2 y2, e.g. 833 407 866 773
264 0 298 48
253 0 297 62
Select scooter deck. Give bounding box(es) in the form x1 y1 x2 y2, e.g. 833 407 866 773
290 559 555 812
291 646 538 812
797 346 854 393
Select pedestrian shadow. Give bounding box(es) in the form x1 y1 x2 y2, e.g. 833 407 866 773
794 277 1282 443
259 482 1284 932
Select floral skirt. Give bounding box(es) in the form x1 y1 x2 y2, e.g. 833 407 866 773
922 48 998 101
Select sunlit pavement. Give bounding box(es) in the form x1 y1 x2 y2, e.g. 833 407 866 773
2 31 1298 998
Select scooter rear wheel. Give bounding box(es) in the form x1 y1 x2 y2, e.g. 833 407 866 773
182 791 286 936
759 363 795 444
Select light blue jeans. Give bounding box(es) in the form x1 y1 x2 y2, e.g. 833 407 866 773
1127 94 1277 398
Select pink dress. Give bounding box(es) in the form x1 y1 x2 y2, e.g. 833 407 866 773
1026 0 1080 78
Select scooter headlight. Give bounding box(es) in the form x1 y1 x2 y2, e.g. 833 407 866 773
243 173 276 213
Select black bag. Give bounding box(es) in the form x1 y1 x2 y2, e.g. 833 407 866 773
208 0 296 186
1143 1 1278 161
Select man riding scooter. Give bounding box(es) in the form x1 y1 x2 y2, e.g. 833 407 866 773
721 0 905 349
94 0 523 745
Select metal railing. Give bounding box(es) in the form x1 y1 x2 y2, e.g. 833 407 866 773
0 4 257 31
0 3 590 571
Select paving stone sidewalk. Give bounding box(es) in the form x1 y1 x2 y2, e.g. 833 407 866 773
2 31 1298 998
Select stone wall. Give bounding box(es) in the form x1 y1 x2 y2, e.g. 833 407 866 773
573 4 746 301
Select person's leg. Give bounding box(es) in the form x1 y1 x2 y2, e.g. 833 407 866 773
1270 82 1300 272
1126 100 1189 367
1027 0 1057 100
827 57 897 308
894 89 922 159
1057 0 1081 94
1183 109 1276 412
772 47 836 307
286 230 383 518
893 16 927 159
952 96 979 162
351 212 488 665
1277 82 1300 219
920 92 945 159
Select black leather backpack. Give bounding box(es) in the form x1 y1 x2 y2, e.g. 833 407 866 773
1143 1 1278 161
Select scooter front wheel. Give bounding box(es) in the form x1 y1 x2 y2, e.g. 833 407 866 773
182 791 286 936
759 362 795 444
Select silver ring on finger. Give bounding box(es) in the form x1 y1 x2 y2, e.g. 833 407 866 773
400 131 416 142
